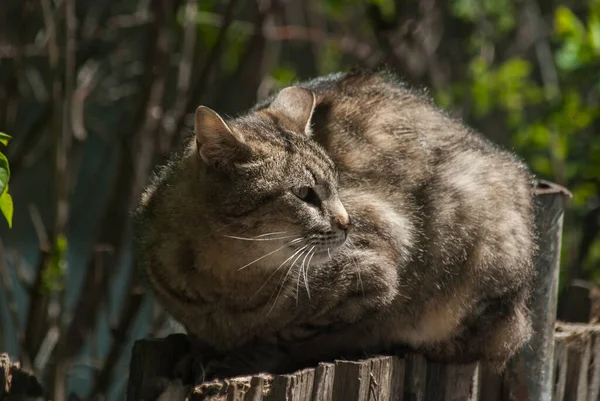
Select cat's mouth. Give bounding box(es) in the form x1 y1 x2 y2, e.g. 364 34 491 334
286 234 347 264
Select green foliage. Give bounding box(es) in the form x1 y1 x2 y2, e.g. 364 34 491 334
452 0 516 43
272 67 297 87
43 235 68 292
320 41 343 74
367 0 395 19
467 57 543 118
323 0 353 18
554 5 600 71
0 132 13 228
436 1 600 290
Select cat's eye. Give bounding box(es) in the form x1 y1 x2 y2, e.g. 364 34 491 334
293 186 321 206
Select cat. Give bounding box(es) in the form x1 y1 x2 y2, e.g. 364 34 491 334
134 69 537 381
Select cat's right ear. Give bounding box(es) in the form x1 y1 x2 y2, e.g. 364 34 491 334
268 86 316 135
194 106 248 166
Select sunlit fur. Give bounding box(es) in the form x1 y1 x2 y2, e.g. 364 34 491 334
134 70 537 378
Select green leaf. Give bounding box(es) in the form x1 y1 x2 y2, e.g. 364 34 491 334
320 41 342 74
589 13 600 54
324 0 346 18
572 182 598 207
498 58 531 80
0 188 13 228
0 152 10 195
0 132 11 147
531 156 553 176
43 234 68 292
272 67 297 86
434 90 453 109
452 0 479 21
555 6 586 39
555 39 585 70
368 0 395 19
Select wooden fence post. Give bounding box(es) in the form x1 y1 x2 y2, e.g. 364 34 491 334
503 180 571 401
0 353 46 401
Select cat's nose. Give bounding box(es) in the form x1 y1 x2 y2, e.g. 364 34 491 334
333 214 352 232
328 199 351 232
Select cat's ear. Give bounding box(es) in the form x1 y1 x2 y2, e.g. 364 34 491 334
269 87 316 135
194 106 248 166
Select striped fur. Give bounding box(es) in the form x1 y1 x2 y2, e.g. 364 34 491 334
134 70 536 379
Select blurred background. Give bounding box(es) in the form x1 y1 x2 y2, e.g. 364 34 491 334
0 0 598 399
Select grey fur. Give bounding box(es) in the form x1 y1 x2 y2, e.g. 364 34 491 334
134 70 537 380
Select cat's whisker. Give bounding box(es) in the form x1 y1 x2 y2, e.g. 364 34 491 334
255 231 288 238
252 245 308 299
296 247 313 306
327 248 332 260
224 235 299 242
237 238 302 271
347 238 364 296
303 247 316 300
268 248 307 315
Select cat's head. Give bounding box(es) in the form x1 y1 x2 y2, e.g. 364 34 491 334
193 86 350 269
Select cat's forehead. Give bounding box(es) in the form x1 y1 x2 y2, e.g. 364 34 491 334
231 115 337 181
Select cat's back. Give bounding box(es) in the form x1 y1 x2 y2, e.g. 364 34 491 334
300 70 536 283
292 71 525 189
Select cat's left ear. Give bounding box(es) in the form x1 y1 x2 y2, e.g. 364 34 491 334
269 86 316 135
194 106 249 166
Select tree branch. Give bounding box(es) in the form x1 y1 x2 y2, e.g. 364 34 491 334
47 2 174 399
23 0 65 368
0 241 30 369
90 273 145 397
167 0 242 150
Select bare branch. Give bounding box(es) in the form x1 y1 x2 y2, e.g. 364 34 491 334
50 0 173 390
0 240 31 370
159 0 197 153
28 204 49 252
91 272 145 397
47 0 77 398
23 0 69 367
167 0 242 149
39 0 60 69
524 0 561 102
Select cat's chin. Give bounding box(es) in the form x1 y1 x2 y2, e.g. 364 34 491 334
307 251 332 266
306 246 344 266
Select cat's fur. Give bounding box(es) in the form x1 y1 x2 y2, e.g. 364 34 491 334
134 70 536 380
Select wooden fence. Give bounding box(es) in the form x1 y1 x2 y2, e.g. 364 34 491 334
125 323 600 401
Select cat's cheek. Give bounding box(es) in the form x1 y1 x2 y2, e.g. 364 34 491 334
294 203 330 235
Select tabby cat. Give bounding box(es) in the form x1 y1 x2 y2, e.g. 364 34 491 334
134 70 536 380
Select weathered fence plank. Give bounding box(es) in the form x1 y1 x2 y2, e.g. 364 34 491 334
311 363 335 401
121 325 600 401
0 353 45 401
553 332 568 401
564 332 591 401
551 324 600 401
126 333 191 401
503 180 570 401
331 360 370 401
367 356 404 401
389 357 405 401
265 368 316 401
243 376 268 401
478 365 502 401
404 354 428 401
424 362 479 401
586 332 600 401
